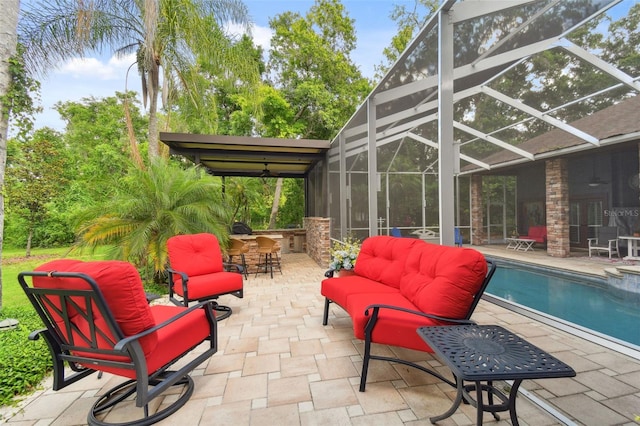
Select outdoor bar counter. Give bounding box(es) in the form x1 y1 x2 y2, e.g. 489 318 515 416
229 234 283 273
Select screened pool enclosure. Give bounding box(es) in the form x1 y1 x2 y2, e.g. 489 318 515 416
325 0 640 247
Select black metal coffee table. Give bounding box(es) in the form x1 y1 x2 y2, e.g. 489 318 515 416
417 324 576 425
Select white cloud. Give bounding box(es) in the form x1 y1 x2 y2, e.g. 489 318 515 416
226 21 274 51
250 24 274 51
55 53 137 81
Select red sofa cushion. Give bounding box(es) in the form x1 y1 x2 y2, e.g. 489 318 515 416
33 260 159 361
523 226 547 243
399 243 487 320
172 272 243 299
354 236 424 289
346 292 438 352
167 233 224 278
321 274 399 309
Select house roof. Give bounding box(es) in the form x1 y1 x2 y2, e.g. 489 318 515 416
468 95 640 171
159 132 330 178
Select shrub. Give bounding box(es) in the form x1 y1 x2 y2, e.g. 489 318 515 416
0 307 52 407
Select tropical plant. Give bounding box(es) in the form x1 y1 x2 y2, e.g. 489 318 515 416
329 235 361 271
73 159 231 280
18 0 258 161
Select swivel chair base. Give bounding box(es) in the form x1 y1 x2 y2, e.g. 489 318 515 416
89 373 194 426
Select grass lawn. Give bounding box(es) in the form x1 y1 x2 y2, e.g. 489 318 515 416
2 246 110 309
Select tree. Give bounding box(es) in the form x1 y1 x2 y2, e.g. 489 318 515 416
19 0 258 161
373 0 438 81
73 159 232 280
0 0 21 309
55 93 147 199
267 0 372 140
5 128 68 255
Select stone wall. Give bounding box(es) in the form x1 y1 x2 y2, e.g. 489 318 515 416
546 158 570 257
471 175 486 245
252 229 307 254
303 217 331 268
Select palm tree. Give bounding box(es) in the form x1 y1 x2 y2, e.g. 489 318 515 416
19 0 257 160
0 0 20 310
73 159 232 279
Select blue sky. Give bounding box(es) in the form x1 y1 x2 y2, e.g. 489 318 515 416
31 0 410 131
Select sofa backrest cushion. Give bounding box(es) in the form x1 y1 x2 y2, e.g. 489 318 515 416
354 236 425 289
399 243 488 319
167 233 224 277
527 226 547 240
33 259 158 355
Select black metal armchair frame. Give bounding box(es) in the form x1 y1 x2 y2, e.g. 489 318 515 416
166 264 243 320
19 270 217 426
166 233 244 320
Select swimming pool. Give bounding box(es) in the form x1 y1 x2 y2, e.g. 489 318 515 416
484 260 640 353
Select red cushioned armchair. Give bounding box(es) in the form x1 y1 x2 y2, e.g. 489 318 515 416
166 233 243 320
18 260 218 426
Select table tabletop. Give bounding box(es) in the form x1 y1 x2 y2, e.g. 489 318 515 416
417 324 575 382
231 234 283 240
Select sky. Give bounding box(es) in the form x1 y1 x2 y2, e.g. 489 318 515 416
28 0 412 132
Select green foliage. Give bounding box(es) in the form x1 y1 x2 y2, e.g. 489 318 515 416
267 0 372 139
277 179 305 228
374 0 438 81
0 307 52 407
19 0 256 159
3 44 42 140
73 159 232 277
5 128 69 252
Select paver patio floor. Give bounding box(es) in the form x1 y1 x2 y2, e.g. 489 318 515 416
2 250 639 425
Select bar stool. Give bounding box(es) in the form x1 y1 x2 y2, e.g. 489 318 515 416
228 237 249 279
255 236 282 278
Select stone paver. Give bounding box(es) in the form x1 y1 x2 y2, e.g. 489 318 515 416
3 252 639 425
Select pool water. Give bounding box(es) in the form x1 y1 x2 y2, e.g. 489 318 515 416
485 263 640 347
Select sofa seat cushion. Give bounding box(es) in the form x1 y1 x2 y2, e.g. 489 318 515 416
321 275 399 310
346 292 444 352
399 244 487 320
354 236 424 289
80 305 212 379
172 272 242 300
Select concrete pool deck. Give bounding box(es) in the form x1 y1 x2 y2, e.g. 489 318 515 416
2 250 639 425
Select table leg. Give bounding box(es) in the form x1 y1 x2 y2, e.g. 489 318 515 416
430 377 464 424
476 381 484 426
508 379 523 426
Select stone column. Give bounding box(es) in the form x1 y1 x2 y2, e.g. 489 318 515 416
470 175 486 245
546 158 570 257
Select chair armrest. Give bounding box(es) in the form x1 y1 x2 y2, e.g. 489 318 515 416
166 267 188 284
223 262 244 274
114 300 217 352
364 303 476 325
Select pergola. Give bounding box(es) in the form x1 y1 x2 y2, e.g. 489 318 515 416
327 0 639 245
160 132 330 178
